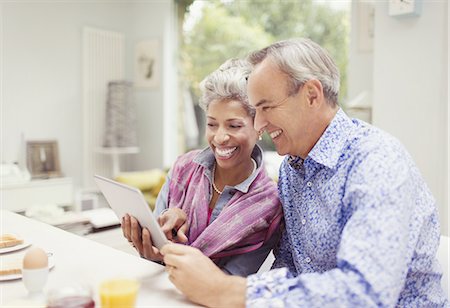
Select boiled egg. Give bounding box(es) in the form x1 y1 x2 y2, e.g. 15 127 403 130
23 247 48 270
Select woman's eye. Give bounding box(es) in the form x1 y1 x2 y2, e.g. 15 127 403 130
230 124 242 129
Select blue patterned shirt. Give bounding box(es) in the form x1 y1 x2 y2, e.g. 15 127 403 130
247 109 448 307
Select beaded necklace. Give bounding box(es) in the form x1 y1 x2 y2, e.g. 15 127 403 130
212 158 257 195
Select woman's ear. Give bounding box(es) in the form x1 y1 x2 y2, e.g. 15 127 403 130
304 80 323 107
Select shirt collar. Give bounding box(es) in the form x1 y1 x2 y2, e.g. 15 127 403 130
193 144 264 193
306 108 353 169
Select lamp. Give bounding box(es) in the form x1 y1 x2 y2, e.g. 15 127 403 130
96 81 139 177
103 81 137 147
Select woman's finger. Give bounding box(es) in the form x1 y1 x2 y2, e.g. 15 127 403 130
142 228 163 261
121 214 131 240
176 223 189 243
130 216 144 255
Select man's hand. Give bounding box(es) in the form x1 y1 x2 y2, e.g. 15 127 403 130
158 208 189 243
121 214 163 261
161 244 246 307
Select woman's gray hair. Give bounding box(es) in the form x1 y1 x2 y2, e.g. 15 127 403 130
247 38 340 106
199 58 255 118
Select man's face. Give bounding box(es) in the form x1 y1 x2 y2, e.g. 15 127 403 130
247 58 317 158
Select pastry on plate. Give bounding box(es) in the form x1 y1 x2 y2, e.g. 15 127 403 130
0 234 24 249
0 257 22 276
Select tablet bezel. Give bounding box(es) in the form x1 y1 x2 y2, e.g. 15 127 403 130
94 174 168 250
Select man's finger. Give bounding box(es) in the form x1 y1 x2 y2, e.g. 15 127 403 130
165 265 175 274
167 270 177 284
163 251 186 268
161 242 199 256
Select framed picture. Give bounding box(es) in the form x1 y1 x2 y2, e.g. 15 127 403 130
26 140 62 179
135 40 160 88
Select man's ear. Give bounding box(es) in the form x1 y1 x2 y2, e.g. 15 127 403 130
304 80 323 107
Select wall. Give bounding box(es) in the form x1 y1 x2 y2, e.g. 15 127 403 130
1 1 177 189
347 1 374 108
372 1 448 235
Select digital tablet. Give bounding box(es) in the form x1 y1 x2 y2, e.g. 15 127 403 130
94 174 168 249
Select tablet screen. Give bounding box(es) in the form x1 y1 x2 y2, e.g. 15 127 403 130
94 175 168 249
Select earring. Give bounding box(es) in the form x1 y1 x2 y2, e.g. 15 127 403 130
258 131 263 141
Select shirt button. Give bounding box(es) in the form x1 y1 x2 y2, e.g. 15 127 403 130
305 257 311 263
301 218 306 225
306 181 312 187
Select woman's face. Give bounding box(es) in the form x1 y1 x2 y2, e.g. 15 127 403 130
206 99 258 170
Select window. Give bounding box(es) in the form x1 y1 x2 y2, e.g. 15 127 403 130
179 0 350 151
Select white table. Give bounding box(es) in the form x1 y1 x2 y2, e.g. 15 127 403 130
0 210 197 307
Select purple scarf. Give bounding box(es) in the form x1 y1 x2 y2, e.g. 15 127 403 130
168 150 282 259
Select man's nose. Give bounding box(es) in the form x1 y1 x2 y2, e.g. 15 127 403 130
253 110 267 133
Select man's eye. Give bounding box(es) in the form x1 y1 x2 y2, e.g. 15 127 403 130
262 106 271 112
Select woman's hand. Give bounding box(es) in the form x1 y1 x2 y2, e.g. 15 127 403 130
157 208 189 244
121 214 163 261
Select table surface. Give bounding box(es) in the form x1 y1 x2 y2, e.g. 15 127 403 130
0 210 197 307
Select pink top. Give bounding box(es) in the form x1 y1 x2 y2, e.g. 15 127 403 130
207 207 213 225
167 149 282 259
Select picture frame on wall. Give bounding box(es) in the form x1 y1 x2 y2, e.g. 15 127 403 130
26 140 62 179
135 40 160 88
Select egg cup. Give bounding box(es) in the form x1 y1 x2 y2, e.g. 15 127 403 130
22 267 49 297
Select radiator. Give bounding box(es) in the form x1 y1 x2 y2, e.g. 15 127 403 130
82 27 124 188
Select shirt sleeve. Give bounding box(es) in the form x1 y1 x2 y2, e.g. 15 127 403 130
219 228 280 277
247 151 429 307
153 169 172 217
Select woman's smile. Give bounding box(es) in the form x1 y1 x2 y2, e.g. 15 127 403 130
214 146 238 159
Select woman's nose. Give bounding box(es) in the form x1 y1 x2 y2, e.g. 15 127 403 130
214 128 230 144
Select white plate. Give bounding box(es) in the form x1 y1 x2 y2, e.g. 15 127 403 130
0 254 55 281
0 240 31 254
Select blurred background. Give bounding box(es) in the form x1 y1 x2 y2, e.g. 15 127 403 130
1 0 448 236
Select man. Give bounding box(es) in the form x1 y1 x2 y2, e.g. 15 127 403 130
161 38 448 307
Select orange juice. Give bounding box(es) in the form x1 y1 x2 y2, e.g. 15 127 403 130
99 278 139 308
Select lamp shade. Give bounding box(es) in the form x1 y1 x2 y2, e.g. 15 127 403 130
103 81 138 148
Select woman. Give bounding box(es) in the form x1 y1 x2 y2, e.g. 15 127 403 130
122 58 282 276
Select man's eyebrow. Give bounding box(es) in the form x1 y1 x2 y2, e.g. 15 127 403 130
255 99 269 108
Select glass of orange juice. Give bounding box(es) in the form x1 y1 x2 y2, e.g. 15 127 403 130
99 278 140 308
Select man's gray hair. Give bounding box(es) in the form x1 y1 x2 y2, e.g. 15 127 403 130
247 38 340 106
199 58 255 118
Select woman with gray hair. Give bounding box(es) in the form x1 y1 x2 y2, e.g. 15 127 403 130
122 58 282 277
